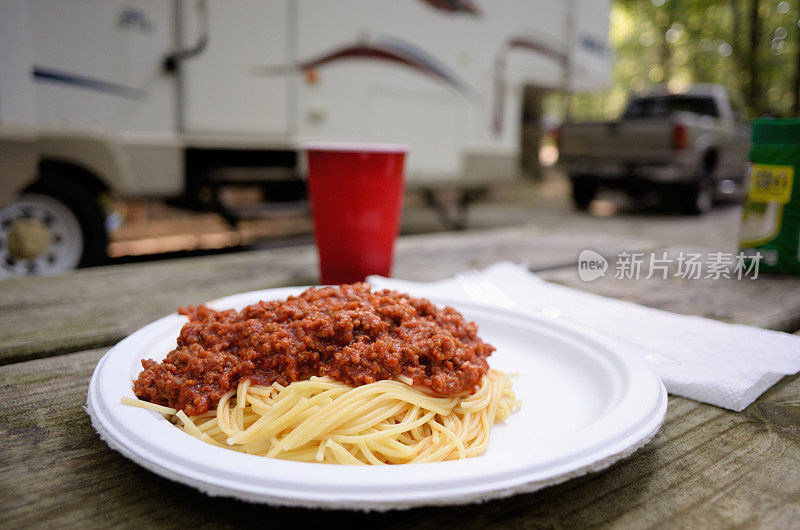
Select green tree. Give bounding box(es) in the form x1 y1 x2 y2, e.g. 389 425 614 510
550 0 800 122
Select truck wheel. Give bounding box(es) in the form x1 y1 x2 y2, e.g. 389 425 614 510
570 177 598 211
680 176 714 215
0 176 108 277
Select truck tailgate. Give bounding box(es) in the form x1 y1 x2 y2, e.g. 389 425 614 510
560 119 675 162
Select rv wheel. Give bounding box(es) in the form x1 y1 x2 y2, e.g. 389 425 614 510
0 177 108 277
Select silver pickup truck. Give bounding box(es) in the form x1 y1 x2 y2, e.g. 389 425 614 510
557 84 750 214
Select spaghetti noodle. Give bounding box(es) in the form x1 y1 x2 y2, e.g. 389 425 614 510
123 369 518 464
126 284 520 464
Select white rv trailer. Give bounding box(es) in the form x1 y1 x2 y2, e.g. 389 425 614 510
0 0 611 276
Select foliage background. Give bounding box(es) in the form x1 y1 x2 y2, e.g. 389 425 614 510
547 0 800 122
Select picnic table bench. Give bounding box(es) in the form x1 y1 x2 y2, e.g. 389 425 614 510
2 224 800 528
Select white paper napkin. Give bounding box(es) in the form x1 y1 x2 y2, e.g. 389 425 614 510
368 262 800 412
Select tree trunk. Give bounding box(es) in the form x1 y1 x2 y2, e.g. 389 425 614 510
794 0 800 115
749 0 761 115
731 1 739 54
731 0 744 72
659 3 673 82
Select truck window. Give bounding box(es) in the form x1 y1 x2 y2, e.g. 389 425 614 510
623 96 719 119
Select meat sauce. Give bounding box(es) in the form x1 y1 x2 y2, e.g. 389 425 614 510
133 283 494 415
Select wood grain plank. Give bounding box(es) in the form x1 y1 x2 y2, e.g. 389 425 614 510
0 225 654 365
2 346 799 528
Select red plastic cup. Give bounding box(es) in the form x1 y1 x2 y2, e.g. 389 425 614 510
305 142 408 285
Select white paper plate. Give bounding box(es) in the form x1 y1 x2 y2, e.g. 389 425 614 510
87 286 667 511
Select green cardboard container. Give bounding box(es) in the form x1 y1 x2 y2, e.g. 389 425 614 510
739 118 800 274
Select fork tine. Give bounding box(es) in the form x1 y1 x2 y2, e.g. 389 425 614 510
456 269 516 308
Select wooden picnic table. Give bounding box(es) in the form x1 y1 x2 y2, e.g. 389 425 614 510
2 224 800 528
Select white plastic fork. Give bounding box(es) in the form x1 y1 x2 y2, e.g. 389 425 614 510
454 269 680 366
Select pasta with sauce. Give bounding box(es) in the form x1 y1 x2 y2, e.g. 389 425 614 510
124 283 519 464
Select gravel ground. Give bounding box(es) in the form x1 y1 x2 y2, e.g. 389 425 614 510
400 172 743 252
